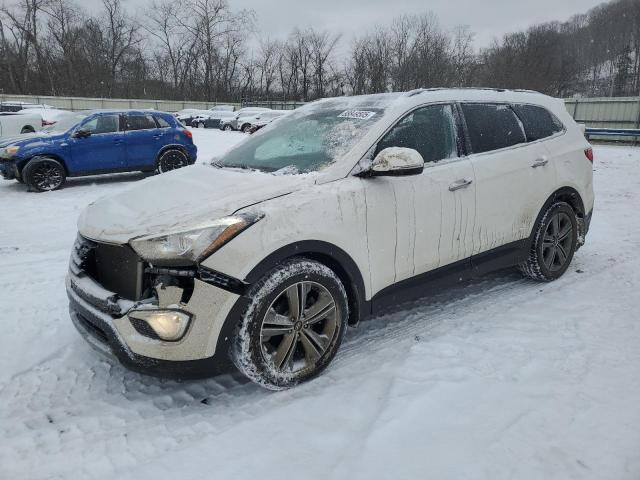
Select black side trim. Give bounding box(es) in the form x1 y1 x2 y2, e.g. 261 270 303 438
244 241 367 325
370 239 528 315
370 257 472 314
470 239 528 277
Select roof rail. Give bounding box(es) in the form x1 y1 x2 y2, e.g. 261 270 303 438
404 89 426 97
401 87 543 95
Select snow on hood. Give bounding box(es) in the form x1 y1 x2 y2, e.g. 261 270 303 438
0 132 50 148
78 165 312 244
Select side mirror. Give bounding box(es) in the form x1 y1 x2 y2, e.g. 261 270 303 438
73 129 92 139
368 147 424 176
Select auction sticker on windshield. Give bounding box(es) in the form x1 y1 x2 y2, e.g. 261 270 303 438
338 110 376 120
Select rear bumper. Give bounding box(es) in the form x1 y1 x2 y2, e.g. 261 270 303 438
187 145 198 163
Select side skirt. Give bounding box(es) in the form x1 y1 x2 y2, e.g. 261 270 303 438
367 239 529 317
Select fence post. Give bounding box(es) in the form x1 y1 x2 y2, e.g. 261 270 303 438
573 98 579 119
634 97 640 146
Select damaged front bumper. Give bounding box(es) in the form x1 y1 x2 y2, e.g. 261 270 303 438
0 160 18 180
66 236 247 379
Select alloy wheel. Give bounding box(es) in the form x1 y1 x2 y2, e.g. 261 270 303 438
542 212 573 272
32 162 63 190
159 151 188 172
260 281 340 374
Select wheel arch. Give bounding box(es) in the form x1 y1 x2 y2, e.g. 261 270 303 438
156 144 192 163
529 186 587 248
18 153 70 176
243 240 368 326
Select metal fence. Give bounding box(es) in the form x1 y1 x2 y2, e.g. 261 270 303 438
0 93 241 112
564 97 640 142
240 100 306 110
3 93 640 137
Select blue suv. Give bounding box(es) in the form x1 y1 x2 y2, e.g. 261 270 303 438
0 110 197 191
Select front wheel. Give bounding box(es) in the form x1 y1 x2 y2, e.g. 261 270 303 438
520 202 578 281
23 157 66 192
232 258 349 390
223 124 233 131
157 149 189 173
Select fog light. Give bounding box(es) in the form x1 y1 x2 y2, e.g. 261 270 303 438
128 309 191 341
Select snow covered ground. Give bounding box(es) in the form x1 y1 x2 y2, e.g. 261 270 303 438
0 130 639 479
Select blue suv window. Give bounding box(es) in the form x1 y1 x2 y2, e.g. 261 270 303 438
126 114 157 131
81 115 120 134
154 115 171 128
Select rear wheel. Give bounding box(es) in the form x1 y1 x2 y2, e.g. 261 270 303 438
241 123 252 133
157 149 189 173
232 258 348 390
520 202 578 281
23 157 66 192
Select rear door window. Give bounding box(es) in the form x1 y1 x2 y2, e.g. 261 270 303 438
125 114 157 131
512 104 564 142
461 103 526 154
376 104 459 163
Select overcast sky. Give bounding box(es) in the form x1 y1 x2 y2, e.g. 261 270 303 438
231 0 605 47
92 0 606 49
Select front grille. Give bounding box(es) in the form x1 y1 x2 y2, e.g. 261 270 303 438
72 235 144 301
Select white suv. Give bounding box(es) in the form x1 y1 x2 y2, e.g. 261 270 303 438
67 88 594 389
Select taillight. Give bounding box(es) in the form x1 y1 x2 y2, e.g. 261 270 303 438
42 120 56 127
584 147 594 163
183 129 193 140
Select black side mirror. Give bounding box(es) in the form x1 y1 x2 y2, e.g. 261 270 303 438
73 129 92 139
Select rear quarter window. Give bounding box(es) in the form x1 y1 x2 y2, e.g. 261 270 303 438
512 104 564 142
461 103 526 154
154 115 171 128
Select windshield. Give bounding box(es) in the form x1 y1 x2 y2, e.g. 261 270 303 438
218 104 385 173
42 113 88 133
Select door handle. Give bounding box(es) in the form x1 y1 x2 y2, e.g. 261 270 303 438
448 178 473 191
531 157 549 168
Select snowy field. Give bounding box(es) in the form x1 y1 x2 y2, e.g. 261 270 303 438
1 129 639 479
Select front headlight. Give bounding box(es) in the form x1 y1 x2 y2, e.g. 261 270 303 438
3 146 20 157
130 212 263 263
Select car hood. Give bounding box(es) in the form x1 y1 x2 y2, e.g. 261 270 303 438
78 165 314 244
0 132 65 149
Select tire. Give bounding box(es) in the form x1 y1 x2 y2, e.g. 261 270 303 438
223 124 232 131
232 258 349 390
520 202 578 281
197 122 205 129
157 149 189 173
241 123 251 133
23 157 66 192
21 126 35 134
